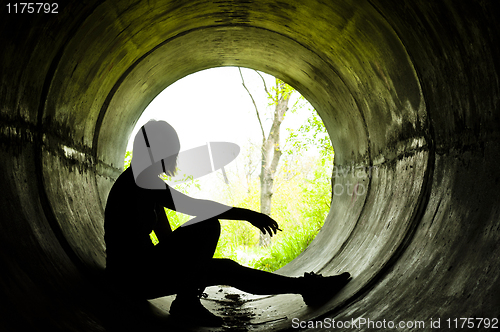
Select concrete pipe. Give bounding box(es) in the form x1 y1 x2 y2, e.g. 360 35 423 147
1 0 499 331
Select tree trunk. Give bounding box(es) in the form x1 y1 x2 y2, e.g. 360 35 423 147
259 81 290 246
238 69 292 247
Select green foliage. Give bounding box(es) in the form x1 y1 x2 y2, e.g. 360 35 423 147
299 153 334 228
206 85 333 271
252 221 322 272
267 78 295 105
207 151 331 271
250 154 331 272
123 150 133 170
213 175 261 259
287 109 334 158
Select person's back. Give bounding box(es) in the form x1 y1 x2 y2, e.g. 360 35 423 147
104 167 156 274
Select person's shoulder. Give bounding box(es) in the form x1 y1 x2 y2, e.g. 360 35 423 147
109 168 135 193
106 168 138 209
115 167 134 182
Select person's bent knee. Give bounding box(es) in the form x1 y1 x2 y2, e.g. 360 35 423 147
180 217 220 234
217 258 241 269
177 217 221 252
196 217 221 237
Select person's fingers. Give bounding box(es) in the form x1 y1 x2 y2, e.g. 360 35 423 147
264 219 273 229
254 215 281 236
269 221 278 233
268 216 279 229
262 216 279 235
269 225 276 235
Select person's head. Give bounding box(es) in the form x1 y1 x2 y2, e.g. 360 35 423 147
131 120 180 188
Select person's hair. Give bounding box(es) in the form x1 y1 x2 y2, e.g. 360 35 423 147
162 154 178 177
131 120 181 184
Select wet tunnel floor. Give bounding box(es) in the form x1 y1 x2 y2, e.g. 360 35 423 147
147 286 304 331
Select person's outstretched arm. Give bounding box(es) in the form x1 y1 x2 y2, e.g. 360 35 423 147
158 185 280 236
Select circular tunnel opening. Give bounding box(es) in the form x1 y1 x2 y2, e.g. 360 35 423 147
123 66 334 272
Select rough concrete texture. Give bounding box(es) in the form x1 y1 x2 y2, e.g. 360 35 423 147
0 0 499 331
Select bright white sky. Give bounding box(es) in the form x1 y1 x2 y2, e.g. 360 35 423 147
127 66 314 152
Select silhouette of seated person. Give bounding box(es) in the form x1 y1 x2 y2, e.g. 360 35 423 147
104 120 350 326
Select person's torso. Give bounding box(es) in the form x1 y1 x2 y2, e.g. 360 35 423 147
104 168 163 269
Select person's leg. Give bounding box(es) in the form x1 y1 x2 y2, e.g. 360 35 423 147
143 217 221 299
165 219 303 295
200 258 304 295
197 258 351 307
152 218 348 298
168 217 221 261
147 217 350 322
168 257 307 326
156 218 224 325
162 219 341 296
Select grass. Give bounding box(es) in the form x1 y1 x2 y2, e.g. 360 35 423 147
227 217 324 272
212 207 325 272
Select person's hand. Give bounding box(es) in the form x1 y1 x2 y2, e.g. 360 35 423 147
248 213 281 237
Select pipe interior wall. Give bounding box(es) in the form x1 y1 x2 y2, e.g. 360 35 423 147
0 0 498 330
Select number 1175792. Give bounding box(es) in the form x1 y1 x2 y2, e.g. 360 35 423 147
6 3 58 14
